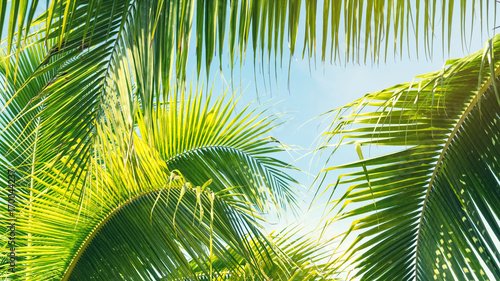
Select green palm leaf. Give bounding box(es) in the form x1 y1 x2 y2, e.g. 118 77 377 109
137 89 299 216
317 35 500 280
64 179 275 280
0 85 300 280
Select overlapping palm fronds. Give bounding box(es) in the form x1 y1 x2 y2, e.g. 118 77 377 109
0 79 304 280
0 21 312 279
2 1 499 280
2 0 494 78
1 0 494 214
137 88 300 217
317 34 500 280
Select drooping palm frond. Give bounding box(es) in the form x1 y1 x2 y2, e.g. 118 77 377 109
64 176 277 281
316 34 500 280
1 136 276 280
102 21 300 216
2 0 495 79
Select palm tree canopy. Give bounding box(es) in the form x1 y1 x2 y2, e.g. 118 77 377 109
1 1 499 280
1 0 493 196
318 34 500 280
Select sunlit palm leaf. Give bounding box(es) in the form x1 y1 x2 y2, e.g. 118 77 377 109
137 89 299 216
0 87 299 280
65 180 276 280
317 35 500 280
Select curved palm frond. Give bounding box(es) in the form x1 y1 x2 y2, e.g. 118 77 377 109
316 35 500 280
0 29 304 279
65 178 277 281
137 88 299 216
1 141 275 281
0 87 300 280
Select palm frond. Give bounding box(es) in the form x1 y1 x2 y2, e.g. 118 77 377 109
0 90 295 280
317 35 500 280
1 0 494 225
65 181 276 280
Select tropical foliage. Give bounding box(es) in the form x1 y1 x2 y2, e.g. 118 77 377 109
0 0 499 280
0 32 337 278
318 35 500 280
